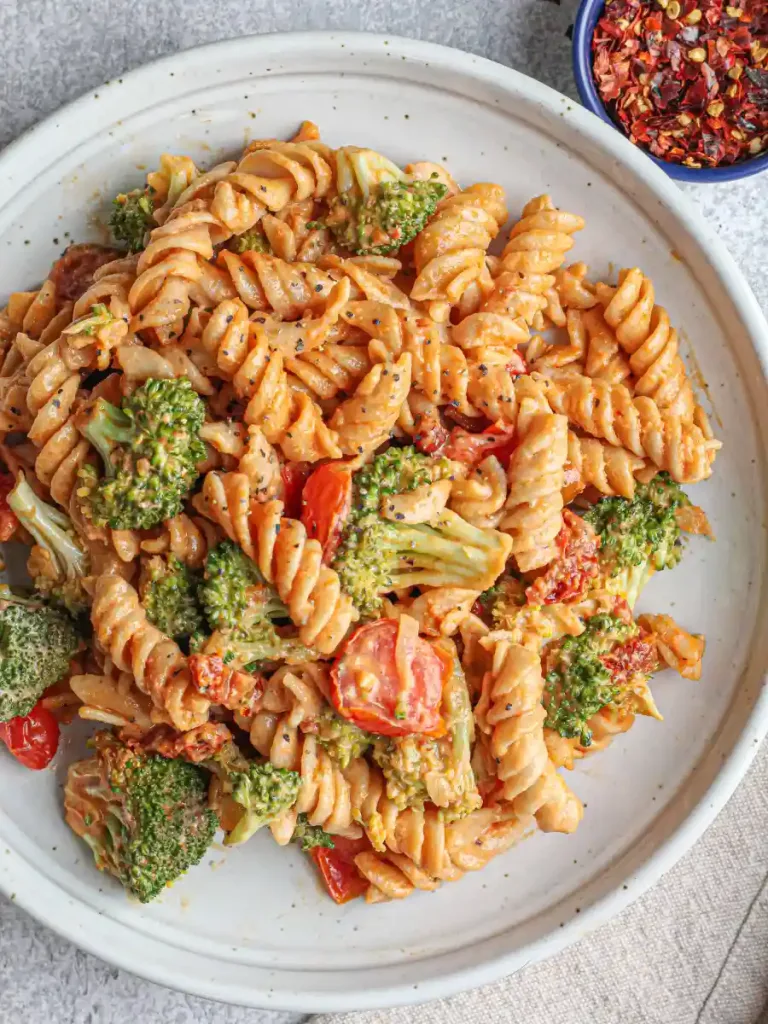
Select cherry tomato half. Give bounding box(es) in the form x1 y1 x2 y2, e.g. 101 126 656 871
280 462 312 520
310 834 371 904
331 618 450 737
0 703 60 770
301 462 352 563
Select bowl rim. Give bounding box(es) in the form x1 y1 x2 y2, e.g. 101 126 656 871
572 0 768 183
0 29 767 1012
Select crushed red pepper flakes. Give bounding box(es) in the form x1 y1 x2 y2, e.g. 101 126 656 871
592 0 768 168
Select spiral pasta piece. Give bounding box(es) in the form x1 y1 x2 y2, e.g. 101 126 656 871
534 371 719 483
449 455 508 527
637 613 705 680
479 195 584 330
3 280 60 342
329 353 412 455
271 731 364 844
581 308 631 384
200 323 341 462
137 513 218 569
260 199 331 263
20 339 100 506
251 276 352 356
129 202 221 340
243 663 327 759
69 663 154 731
353 801 530 902
194 478 358 654
465 348 521 422
198 248 407 315
73 254 135 323
91 574 210 731
481 637 583 833
411 184 508 321
596 268 697 422
210 139 333 234
553 262 598 310
566 432 648 500
500 378 567 572
285 344 372 401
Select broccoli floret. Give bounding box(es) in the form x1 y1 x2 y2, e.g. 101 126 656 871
316 706 371 769
325 147 447 255
0 589 80 721
478 574 525 629
292 813 335 851
209 616 314 672
543 613 634 747
65 732 216 902
224 760 300 846
583 474 688 608
8 475 90 616
333 446 503 616
109 188 155 252
202 574 314 670
199 540 265 631
139 555 204 641
77 377 206 531
231 226 271 254
372 644 480 818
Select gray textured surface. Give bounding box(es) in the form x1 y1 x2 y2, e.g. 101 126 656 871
0 1 766 1022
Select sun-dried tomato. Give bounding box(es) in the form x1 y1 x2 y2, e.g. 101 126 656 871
525 509 600 605
49 243 121 303
600 634 659 688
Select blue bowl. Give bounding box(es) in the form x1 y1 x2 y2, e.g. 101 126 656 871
572 0 768 182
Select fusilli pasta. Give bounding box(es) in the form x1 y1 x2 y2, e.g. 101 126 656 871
0 124 718 910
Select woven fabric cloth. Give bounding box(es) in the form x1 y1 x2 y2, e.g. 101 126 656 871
311 741 768 1024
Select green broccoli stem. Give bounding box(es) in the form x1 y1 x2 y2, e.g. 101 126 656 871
382 511 503 588
8 476 88 581
78 398 133 474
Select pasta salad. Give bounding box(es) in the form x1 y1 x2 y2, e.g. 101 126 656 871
0 120 719 905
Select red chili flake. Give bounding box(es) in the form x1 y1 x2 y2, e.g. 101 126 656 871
592 0 768 168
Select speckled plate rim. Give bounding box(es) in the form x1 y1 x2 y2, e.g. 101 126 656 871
0 31 766 1013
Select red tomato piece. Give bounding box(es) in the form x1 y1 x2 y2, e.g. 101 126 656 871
310 834 371 904
301 463 353 563
280 462 312 520
0 703 60 770
443 424 518 469
331 619 450 737
0 472 19 542
48 243 121 303
525 509 600 605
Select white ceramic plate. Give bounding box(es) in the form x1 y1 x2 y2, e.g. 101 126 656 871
0 31 766 1013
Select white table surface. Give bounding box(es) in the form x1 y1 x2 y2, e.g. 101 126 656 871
0 1 766 1022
